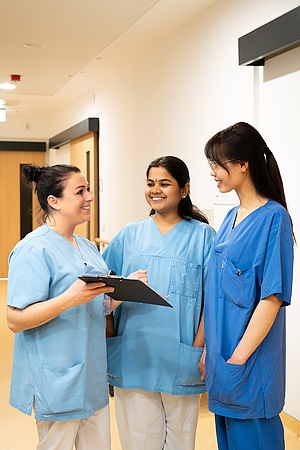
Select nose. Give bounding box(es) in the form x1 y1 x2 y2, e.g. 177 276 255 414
151 181 162 192
86 191 94 202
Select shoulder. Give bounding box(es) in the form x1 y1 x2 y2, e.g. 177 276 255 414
264 200 293 230
11 224 49 251
22 223 49 241
113 217 152 238
9 225 52 263
185 218 216 236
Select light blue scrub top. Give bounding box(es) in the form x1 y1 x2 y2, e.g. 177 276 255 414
204 200 294 419
103 217 216 395
7 224 109 422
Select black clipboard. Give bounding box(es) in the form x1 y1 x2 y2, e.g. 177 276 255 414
78 274 172 307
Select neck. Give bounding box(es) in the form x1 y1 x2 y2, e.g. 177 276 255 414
238 192 268 211
152 212 182 235
235 181 267 210
46 218 75 244
234 188 268 227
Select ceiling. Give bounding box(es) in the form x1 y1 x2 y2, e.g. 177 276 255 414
0 0 218 120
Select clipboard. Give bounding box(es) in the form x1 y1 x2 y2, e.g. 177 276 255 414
78 274 173 307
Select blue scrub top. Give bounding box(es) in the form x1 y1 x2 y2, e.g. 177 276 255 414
103 217 216 395
7 224 109 422
204 199 294 419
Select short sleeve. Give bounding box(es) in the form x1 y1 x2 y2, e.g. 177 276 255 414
261 213 294 306
7 244 51 309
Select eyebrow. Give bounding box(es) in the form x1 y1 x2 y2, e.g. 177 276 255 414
147 178 172 182
74 184 89 191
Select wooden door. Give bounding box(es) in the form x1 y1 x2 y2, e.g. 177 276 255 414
70 132 99 241
0 151 45 277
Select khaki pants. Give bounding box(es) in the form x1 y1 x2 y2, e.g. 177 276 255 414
36 405 111 450
115 387 200 450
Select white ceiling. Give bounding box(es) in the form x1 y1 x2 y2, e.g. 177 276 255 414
0 0 218 120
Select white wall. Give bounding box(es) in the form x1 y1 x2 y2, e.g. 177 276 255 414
2 0 300 420
258 46 300 421
0 117 49 141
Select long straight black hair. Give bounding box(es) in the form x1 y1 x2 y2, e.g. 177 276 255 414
204 122 295 242
204 122 288 210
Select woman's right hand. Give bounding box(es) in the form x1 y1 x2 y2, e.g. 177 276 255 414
66 279 115 306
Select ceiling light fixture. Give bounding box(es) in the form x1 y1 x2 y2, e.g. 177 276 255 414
0 82 16 90
0 74 21 90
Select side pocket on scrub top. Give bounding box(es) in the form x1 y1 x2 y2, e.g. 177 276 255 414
41 362 85 414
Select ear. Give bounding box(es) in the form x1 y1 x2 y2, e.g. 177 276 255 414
47 195 60 210
240 161 248 173
181 182 190 199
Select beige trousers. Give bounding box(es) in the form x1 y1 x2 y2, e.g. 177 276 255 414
114 387 200 450
36 405 111 450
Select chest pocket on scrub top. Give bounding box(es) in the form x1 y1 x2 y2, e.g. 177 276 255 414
221 259 257 309
170 259 201 300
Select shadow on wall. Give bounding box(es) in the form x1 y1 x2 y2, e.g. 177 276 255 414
264 46 300 82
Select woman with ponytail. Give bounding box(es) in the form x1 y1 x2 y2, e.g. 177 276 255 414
201 122 294 450
103 155 216 450
7 164 120 449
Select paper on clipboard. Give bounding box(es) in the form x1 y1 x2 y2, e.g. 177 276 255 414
78 274 172 307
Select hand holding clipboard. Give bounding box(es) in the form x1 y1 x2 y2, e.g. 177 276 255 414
78 274 172 307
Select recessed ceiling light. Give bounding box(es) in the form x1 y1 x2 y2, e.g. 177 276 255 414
0 83 16 90
23 43 46 49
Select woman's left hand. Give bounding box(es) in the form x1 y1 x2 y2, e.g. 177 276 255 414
128 270 148 284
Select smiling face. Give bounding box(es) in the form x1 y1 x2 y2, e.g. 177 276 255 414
145 166 189 218
47 172 94 228
209 160 248 195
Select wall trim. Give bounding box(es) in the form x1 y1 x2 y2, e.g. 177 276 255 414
0 141 46 151
49 117 99 149
238 6 300 66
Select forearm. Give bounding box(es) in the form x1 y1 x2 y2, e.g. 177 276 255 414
228 294 283 365
7 291 74 333
193 309 204 347
7 280 114 333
